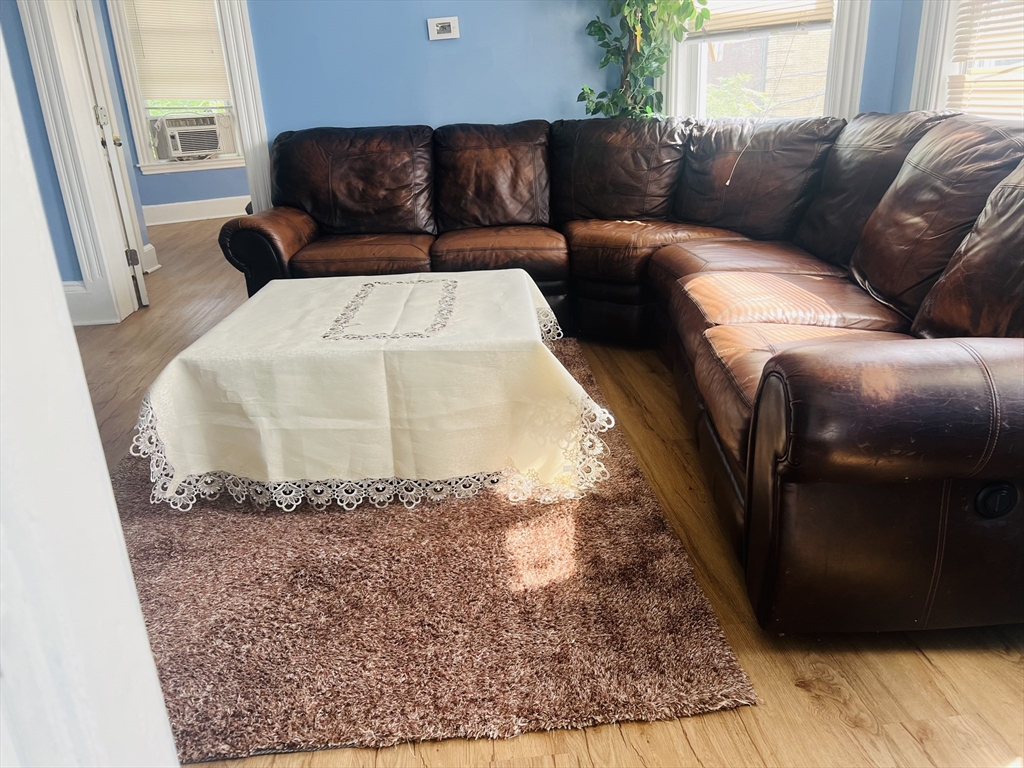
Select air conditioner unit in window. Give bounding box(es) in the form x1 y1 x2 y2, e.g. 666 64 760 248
153 113 237 161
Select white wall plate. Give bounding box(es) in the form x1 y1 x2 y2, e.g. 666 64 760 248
427 16 460 41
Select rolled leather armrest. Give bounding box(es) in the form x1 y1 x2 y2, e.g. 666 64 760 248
746 337 1023 632
219 206 319 296
751 337 1024 484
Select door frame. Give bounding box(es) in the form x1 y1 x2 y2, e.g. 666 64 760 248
72 0 151 302
217 0 272 213
17 0 142 325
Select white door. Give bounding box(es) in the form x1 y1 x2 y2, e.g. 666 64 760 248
72 0 149 308
17 0 147 325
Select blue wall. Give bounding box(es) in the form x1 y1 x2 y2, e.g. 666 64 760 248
248 0 616 141
0 1 82 281
133 165 250 205
247 0 928 138
860 0 923 114
93 1 249 207
890 0 923 112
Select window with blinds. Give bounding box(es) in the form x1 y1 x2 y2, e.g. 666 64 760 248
947 0 1024 119
684 0 835 119
697 0 833 37
110 0 241 166
123 0 231 103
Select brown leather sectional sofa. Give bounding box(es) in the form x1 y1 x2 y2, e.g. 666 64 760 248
220 112 1024 633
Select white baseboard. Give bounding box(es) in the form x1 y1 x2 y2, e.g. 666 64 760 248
141 242 160 273
63 281 120 326
142 195 249 226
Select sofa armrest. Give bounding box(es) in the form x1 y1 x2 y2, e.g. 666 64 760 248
219 206 319 296
751 337 1024 484
744 337 1023 632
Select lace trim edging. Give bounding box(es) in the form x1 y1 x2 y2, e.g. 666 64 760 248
130 397 613 513
537 307 563 342
130 308 609 513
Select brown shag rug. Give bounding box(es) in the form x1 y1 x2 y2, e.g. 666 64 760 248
113 339 756 763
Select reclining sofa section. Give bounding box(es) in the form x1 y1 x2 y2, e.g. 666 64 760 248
220 113 1024 634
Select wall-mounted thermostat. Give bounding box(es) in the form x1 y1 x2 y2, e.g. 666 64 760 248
427 16 460 40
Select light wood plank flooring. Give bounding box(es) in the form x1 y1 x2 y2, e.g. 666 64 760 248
76 218 1023 768
76 218 248 469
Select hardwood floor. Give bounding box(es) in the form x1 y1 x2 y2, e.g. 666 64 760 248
75 218 248 469
76 219 1023 768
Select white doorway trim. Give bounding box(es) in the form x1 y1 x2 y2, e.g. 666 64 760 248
823 0 871 121
218 0 272 213
909 0 958 111
17 0 142 325
1 30 178 765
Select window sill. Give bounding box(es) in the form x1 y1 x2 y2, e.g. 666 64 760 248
137 156 246 175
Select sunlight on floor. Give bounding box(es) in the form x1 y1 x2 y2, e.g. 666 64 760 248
504 509 577 591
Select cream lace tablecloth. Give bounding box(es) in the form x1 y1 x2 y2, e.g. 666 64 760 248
132 269 614 511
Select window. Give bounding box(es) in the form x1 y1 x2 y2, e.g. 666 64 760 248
108 0 244 173
667 0 837 119
947 0 1024 119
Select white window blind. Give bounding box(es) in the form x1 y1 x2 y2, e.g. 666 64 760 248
697 0 833 36
947 0 1024 119
123 0 231 102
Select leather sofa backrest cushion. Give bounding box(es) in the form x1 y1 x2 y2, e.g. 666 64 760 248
793 110 955 268
433 121 550 232
851 115 1024 319
550 117 690 222
270 125 436 235
674 117 846 240
912 159 1024 339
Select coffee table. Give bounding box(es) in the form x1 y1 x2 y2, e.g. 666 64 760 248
132 269 614 511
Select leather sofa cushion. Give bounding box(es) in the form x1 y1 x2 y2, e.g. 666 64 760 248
675 117 846 240
566 220 745 283
433 121 550 232
271 126 436 235
289 234 433 277
851 115 1024 319
430 225 568 281
793 110 954 268
694 324 913 466
648 240 844 299
670 272 909 361
913 159 1024 339
550 118 690 223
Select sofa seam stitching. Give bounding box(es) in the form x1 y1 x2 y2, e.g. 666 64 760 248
920 480 952 628
433 247 567 253
784 134 827 238
955 339 1001 477
705 336 756 408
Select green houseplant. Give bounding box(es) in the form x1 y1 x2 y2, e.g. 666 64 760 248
579 0 709 118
